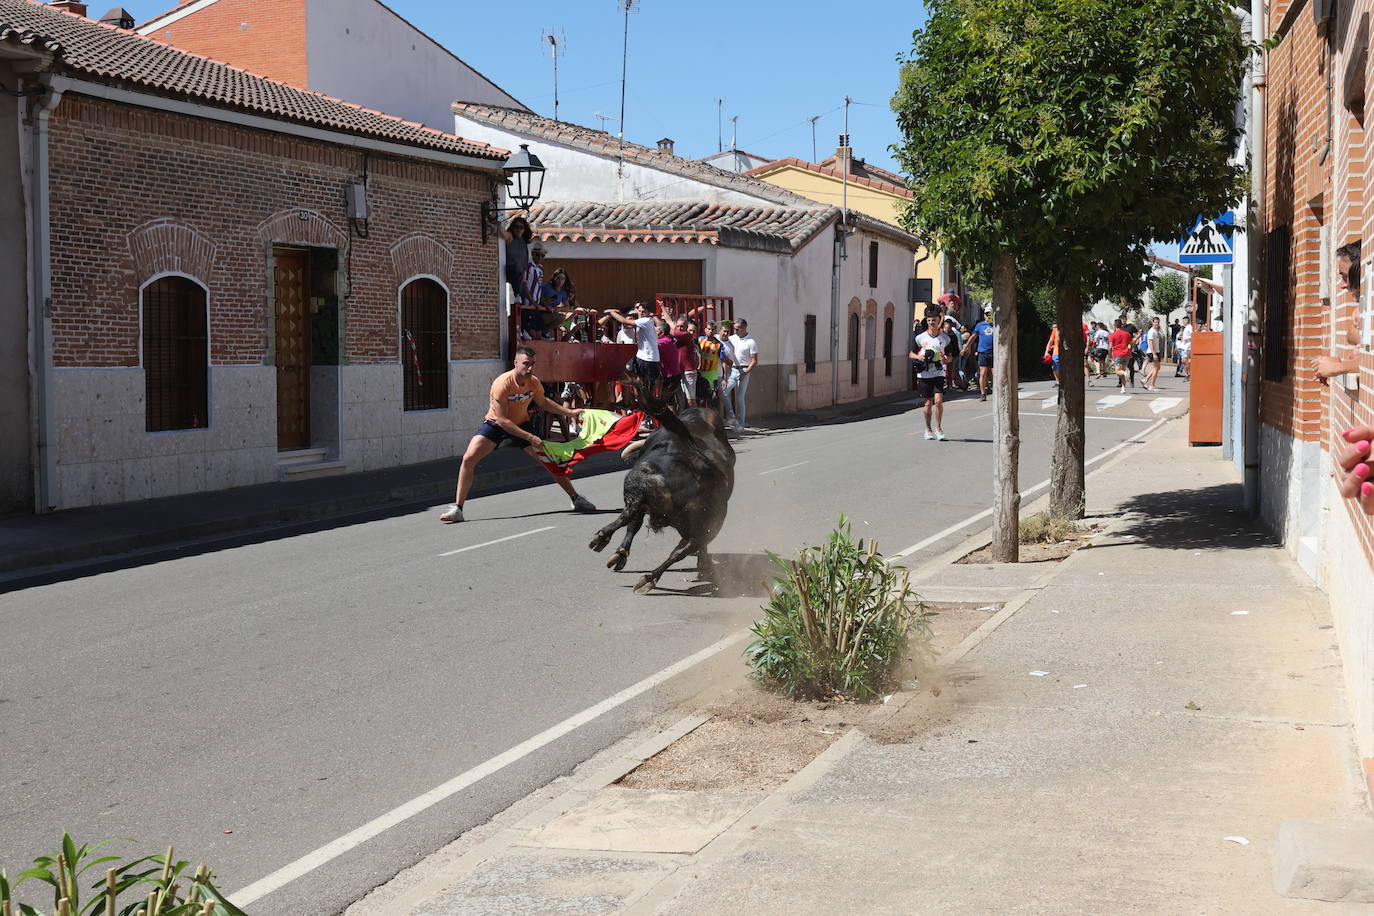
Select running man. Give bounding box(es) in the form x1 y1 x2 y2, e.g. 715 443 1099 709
440 347 596 523
910 312 952 440
963 307 995 401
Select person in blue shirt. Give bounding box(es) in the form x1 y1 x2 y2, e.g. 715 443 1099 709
961 307 996 401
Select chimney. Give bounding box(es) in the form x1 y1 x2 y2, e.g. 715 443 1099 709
99 6 135 28
50 1 88 16
835 134 852 172
657 137 675 155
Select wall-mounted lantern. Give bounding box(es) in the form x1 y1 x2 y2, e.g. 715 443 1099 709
481 144 547 243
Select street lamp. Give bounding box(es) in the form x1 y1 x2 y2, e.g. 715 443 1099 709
482 144 547 242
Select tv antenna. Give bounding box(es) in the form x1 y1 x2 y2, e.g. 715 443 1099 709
716 98 725 152
592 111 619 133
618 0 640 141
808 115 820 162
542 29 566 121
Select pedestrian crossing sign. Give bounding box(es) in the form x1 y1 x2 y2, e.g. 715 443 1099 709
1179 212 1235 265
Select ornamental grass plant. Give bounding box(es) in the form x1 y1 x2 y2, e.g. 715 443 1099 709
0 833 245 916
747 518 930 700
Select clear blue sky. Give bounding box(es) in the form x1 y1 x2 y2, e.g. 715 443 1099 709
118 0 928 174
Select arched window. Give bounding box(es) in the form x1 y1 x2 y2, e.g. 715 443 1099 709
142 276 208 431
884 317 894 377
848 313 861 385
401 278 449 410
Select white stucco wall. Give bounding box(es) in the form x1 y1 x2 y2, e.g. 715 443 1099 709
308 0 523 131
452 115 778 205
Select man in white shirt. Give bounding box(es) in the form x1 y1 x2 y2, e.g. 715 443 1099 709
909 312 952 440
728 318 759 430
1176 321 1193 379
1143 317 1164 390
716 321 738 424
606 302 662 396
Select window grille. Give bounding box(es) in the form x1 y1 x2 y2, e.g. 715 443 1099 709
401 278 449 410
803 315 817 374
884 317 894 376
143 276 208 431
1263 225 1291 381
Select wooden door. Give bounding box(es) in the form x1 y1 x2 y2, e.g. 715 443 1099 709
274 249 311 449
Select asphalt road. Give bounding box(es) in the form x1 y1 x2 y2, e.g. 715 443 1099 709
0 380 1185 915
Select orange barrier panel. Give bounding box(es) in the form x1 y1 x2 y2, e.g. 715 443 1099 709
1189 329 1223 445
522 340 636 383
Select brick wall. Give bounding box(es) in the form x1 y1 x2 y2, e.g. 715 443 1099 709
46 93 500 370
1261 0 1374 558
146 0 309 88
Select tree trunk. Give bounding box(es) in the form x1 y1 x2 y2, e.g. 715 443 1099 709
991 254 1020 563
1050 286 1086 519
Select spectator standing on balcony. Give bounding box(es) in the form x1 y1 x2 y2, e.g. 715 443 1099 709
729 319 759 431
494 215 533 302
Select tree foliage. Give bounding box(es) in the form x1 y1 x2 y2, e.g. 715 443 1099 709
1151 271 1187 315
891 0 1250 296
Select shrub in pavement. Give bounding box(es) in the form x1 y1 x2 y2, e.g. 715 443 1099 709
1 833 245 916
1018 511 1083 544
747 517 931 700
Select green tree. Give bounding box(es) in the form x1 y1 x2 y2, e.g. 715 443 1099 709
894 0 1248 535
1151 272 1187 316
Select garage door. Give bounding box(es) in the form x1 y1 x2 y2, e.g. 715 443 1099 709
542 258 702 312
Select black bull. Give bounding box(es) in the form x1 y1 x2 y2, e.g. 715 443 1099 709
588 407 736 594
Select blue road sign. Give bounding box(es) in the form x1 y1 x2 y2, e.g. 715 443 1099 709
1179 211 1236 265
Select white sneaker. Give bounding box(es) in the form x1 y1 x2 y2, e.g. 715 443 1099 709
439 504 464 523
936 431 948 441
924 430 935 440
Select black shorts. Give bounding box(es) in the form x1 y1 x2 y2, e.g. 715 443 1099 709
977 352 994 368
475 418 537 447
1092 348 1108 361
917 376 946 399
632 357 662 381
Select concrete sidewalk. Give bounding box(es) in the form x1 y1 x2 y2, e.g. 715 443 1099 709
367 420 1372 915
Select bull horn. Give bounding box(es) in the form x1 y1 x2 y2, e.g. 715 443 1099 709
621 439 646 462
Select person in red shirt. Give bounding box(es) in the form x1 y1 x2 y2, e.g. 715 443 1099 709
1108 318 1133 391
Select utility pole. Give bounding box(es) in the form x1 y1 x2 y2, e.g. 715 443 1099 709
716 98 725 152
808 115 820 162
542 30 564 121
831 96 853 407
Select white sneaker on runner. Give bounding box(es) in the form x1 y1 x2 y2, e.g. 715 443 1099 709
936 431 948 441
924 430 935 440
439 504 464 523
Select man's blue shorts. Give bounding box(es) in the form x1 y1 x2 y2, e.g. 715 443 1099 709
977 351 994 368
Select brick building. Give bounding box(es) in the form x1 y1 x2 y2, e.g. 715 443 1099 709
1251 0 1374 757
2 0 510 512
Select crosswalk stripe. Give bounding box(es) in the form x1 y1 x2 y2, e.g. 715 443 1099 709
1095 394 1132 412
1040 396 1058 410
1018 389 1041 399
1149 397 1182 414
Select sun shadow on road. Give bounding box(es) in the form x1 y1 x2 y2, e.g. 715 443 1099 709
617 552 778 599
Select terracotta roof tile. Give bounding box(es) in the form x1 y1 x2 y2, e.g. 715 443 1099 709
745 156 913 198
452 101 812 207
529 200 835 251
0 0 506 161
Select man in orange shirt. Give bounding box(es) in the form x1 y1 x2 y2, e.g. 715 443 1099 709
440 347 595 522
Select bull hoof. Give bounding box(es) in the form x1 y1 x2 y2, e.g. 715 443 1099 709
589 530 611 552
607 549 628 571
633 575 657 595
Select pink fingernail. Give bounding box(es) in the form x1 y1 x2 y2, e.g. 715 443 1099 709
1363 483 1373 497
1346 428 1357 438
1358 464 1370 479
1360 441 1371 453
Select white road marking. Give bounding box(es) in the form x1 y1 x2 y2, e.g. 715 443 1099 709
437 526 556 558
887 417 1167 561
758 460 810 475
1149 397 1183 414
1040 396 1058 410
1018 389 1041 399
1019 412 1155 424
230 630 750 907
1095 395 1131 412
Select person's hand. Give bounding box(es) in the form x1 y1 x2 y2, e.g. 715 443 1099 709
570 408 585 418
1312 356 1348 386
527 435 544 450
1336 426 1374 513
